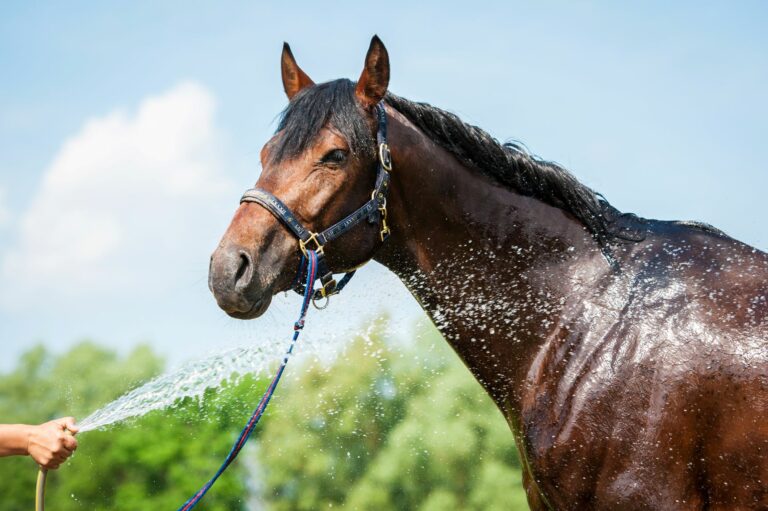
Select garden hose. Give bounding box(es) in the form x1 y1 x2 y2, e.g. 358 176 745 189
35 426 75 511
36 467 47 511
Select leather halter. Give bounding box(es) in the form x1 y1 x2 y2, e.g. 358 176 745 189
240 102 392 306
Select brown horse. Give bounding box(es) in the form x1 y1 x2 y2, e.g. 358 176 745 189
209 37 768 510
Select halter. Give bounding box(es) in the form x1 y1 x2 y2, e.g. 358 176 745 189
240 102 392 306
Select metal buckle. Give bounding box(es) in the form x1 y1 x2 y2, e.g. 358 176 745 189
298 232 324 257
378 197 390 241
319 277 337 298
378 143 392 172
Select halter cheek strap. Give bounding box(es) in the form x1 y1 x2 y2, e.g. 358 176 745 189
240 102 392 306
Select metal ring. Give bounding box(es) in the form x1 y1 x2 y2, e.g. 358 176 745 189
312 294 330 310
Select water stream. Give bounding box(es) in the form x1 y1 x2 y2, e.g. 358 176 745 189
77 342 290 433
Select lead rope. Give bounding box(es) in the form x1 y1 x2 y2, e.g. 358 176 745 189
177 250 319 511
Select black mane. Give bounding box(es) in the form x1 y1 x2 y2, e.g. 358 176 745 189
272 79 644 245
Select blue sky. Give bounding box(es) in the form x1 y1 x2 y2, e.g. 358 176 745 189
0 1 765 370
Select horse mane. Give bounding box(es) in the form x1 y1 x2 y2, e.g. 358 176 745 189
383 93 647 245
272 79 647 245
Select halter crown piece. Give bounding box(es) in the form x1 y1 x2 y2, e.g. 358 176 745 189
240 102 392 307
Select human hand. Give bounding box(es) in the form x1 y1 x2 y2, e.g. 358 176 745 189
27 417 79 470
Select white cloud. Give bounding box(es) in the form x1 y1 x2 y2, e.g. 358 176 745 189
1 82 233 309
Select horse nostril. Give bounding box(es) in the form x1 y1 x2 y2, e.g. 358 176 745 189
234 251 253 289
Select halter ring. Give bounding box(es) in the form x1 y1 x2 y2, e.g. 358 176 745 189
299 232 324 257
312 294 330 310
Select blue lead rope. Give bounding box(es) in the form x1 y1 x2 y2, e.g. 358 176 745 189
178 250 319 511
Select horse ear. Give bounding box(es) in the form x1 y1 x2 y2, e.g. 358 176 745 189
281 42 315 100
355 35 390 109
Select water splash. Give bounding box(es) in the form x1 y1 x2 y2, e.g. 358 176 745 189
77 343 287 433
74 271 411 434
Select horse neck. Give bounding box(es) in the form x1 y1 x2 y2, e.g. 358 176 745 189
374 107 608 410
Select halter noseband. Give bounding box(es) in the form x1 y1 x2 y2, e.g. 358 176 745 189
240 102 392 307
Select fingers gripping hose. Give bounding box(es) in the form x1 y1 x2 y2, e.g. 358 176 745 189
36 468 47 511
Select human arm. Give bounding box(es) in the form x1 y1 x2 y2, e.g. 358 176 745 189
0 417 79 469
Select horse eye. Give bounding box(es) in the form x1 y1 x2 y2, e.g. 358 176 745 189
321 149 347 165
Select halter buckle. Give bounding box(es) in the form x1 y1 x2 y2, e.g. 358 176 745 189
299 232 324 257
379 143 392 172
318 277 337 298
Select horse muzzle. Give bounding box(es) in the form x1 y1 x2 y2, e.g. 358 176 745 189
208 244 273 319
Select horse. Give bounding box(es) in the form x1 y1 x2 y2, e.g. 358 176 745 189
208 36 768 510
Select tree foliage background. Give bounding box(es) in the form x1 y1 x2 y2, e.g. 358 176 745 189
0 322 529 510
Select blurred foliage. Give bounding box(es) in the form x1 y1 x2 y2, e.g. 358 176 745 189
0 342 257 510
261 321 529 510
0 321 529 510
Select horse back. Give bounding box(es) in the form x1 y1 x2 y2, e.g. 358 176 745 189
519 224 768 509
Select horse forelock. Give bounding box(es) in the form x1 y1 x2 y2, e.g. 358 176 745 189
269 79 375 165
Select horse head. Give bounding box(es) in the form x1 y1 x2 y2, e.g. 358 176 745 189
209 36 391 319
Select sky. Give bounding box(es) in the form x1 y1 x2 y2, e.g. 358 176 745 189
0 1 766 371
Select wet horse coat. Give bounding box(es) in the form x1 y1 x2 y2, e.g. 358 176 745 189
209 37 768 509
